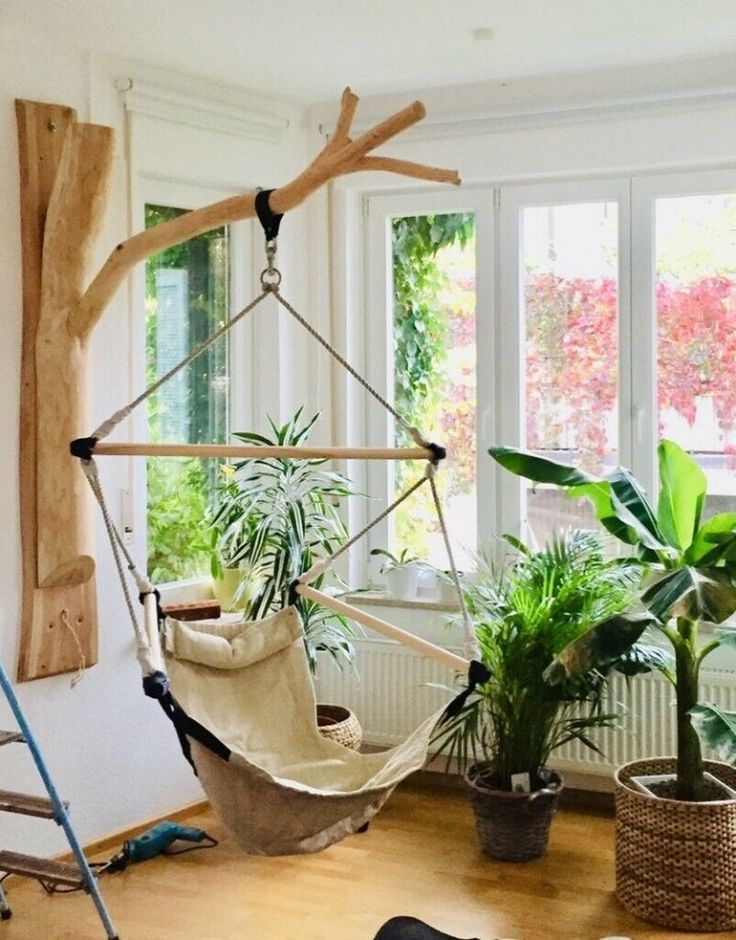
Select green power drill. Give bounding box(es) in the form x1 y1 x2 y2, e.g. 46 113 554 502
106 821 218 872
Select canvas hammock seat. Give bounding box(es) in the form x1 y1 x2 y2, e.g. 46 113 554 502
161 607 443 854
75 192 489 855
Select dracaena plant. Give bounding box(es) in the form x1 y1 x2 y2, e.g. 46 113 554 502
490 439 736 801
208 408 356 673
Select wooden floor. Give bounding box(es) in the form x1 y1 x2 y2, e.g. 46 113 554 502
0 781 727 940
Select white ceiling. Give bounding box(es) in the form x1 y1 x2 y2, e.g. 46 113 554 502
4 0 736 103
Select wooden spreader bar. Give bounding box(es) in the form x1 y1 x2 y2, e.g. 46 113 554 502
295 584 469 674
89 442 437 461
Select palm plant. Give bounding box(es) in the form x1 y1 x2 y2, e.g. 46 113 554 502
210 408 356 672
490 439 736 800
434 529 650 791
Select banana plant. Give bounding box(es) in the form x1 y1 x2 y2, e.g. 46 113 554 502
490 439 736 801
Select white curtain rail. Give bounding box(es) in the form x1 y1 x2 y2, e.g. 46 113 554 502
295 584 469 674
90 443 436 461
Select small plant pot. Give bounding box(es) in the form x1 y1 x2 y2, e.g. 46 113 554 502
211 568 260 613
384 566 420 601
416 567 437 598
437 577 460 605
615 757 736 932
464 763 563 862
316 704 362 751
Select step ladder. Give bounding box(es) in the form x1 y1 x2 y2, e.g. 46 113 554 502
0 661 119 938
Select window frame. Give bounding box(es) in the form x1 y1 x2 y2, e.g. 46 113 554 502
363 187 494 583
132 178 255 578
360 167 736 582
497 176 633 542
630 167 736 498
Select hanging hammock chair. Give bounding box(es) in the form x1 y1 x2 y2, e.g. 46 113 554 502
72 191 488 855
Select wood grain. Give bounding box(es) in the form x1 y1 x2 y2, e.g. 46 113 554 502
15 100 100 681
93 442 436 461
0 780 704 939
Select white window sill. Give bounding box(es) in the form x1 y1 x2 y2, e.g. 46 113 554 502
344 590 460 613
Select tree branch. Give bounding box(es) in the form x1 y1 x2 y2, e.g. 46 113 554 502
71 87 460 338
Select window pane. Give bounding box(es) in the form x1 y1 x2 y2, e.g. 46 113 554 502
391 213 476 569
145 204 230 581
522 202 619 545
656 192 736 517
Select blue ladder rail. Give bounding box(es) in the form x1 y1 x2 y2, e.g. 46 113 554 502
0 661 119 939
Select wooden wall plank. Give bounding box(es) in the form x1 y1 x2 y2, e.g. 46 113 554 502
15 100 101 681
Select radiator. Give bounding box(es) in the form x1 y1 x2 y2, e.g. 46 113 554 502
315 637 736 779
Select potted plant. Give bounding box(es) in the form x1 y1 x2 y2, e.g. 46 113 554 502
490 439 736 930
370 548 427 600
207 468 269 612
216 408 362 748
433 528 650 862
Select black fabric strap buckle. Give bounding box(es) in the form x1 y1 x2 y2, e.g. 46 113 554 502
139 587 165 626
427 442 447 464
69 436 98 460
440 659 491 723
255 189 283 241
287 579 301 607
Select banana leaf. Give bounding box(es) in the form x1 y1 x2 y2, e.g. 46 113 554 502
657 440 706 551
544 610 657 682
690 704 736 766
642 566 736 624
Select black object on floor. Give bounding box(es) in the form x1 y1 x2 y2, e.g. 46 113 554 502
372 916 481 940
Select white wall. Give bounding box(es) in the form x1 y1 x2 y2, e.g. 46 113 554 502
0 30 310 856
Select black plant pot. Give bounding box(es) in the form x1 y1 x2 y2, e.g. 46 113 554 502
464 763 563 862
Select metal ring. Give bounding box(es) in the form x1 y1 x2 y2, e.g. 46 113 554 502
260 266 282 289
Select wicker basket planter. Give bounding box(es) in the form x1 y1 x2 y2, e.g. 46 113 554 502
615 757 736 932
316 704 362 751
464 763 563 861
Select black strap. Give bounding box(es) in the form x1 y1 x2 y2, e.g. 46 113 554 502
439 659 491 723
155 691 231 774
255 189 283 240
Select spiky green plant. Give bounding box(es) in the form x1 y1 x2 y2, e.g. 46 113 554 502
434 529 654 791
208 408 356 673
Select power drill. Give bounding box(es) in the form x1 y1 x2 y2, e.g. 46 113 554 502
106 821 217 872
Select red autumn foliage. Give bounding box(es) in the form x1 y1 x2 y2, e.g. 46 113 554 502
525 273 736 471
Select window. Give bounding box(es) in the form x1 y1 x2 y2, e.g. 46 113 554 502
391 212 476 568
365 169 736 571
520 196 621 545
365 190 492 577
144 203 232 582
654 191 736 518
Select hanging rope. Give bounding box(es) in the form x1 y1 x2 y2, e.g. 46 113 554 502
274 292 429 449
82 459 158 674
92 290 270 442
59 609 86 688
427 474 477 662
78 192 479 678
297 473 430 587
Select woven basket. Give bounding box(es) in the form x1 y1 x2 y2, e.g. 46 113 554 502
615 757 736 932
464 764 563 862
316 704 362 751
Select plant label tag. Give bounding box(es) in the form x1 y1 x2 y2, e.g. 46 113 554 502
511 772 531 793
